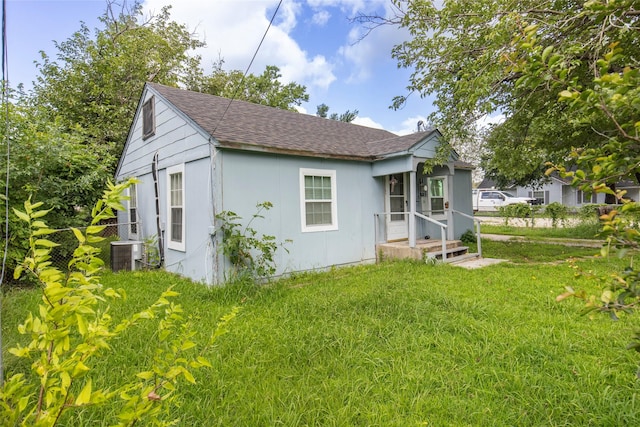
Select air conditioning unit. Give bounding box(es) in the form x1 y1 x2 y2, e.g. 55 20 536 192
110 241 143 272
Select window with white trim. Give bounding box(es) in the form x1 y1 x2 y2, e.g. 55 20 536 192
167 164 185 251
142 96 155 140
129 183 138 238
300 168 338 232
529 190 549 205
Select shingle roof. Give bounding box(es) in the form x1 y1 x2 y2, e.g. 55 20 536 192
148 83 436 160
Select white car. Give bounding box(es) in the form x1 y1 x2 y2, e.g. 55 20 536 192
473 189 536 212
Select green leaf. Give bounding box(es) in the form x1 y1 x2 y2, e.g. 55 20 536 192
72 361 91 377
76 313 88 336
35 239 60 248
541 45 554 63
558 90 574 99
71 227 86 244
31 208 52 218
136 371 154 380
75 379 92 405
12 208 30 222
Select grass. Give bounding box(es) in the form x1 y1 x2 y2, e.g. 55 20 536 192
480 222 602 240
2 241 640 426
470 238 600 263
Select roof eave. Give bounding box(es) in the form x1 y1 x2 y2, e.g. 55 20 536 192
216 140 375 162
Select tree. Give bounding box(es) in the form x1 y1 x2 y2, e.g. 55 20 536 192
0 93 110 283
377 0 640 363
315 103 359 122
187 62 309 111
32 0 204 167
359 0 639 187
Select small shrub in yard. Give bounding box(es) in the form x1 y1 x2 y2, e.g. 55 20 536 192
460 229 476 243
545 202 569 228
1 180 238 426
498 203 533 226
216 201 291 281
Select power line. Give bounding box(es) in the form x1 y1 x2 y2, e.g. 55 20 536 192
210 0 283 136
0 0 8 388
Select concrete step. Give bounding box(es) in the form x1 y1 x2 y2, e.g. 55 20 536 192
445 252 480 265
425 245 469 260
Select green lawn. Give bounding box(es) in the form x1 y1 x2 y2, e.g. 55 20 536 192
479 222 602 240
2 241 639 426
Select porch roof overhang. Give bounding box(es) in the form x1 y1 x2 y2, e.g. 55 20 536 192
372 153 474 177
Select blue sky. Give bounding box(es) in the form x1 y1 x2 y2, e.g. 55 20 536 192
6 0 437 135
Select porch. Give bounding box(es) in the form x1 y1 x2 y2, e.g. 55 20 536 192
374 210 482 264
376 238 479 263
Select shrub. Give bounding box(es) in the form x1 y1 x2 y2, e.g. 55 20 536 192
216 201 291 281
498 203 533 226
460 229 476 243
1 180 238 426
544 202 569 228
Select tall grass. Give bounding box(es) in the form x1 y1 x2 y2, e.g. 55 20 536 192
2 243 639 426
481 222 602 240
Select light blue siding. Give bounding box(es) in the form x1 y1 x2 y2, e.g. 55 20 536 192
217 150 382 277
117 90 211 179
117 86 474 285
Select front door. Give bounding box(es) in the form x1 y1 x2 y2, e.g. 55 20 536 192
386 173 408 241
426 176 448 220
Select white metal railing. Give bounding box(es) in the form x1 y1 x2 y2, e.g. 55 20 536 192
374 212 449 261
452 209 482 258
415 212 448 260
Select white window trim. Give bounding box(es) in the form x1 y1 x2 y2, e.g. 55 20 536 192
128 183 139 240
166 164 186 251
299 168 338 233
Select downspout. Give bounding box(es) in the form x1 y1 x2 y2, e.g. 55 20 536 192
152 152 165 267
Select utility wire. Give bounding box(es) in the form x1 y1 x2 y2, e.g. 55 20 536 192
210 0 283 136
0 0 8 387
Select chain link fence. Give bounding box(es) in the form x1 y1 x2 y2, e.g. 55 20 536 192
5 220 158 286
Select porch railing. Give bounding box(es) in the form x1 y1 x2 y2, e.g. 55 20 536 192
415 212 448 260
452 209 482 258
374 212 449 261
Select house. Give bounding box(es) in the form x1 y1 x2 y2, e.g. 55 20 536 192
477 176 607 209
115 83 475 284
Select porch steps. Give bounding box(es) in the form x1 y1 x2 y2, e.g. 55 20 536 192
377 239 476 263
444 252 481 265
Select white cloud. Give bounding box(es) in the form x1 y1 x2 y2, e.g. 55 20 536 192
352 116 384 129
142 0 335 90
276 0 301 33
336 3 410 83
311 10 331 26
393 115 430 136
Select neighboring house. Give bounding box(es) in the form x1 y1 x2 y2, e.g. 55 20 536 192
115 83 474 284
477 176 607 208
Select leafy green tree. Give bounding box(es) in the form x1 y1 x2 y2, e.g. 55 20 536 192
315 103 359 122
381 0 640 362
188 62 309 111
0 94 110 283
364 0 639 187
31 0 204 166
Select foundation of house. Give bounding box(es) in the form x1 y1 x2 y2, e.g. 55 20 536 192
376 239 478 263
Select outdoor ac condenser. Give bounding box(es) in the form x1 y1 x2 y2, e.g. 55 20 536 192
110 241 143 272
